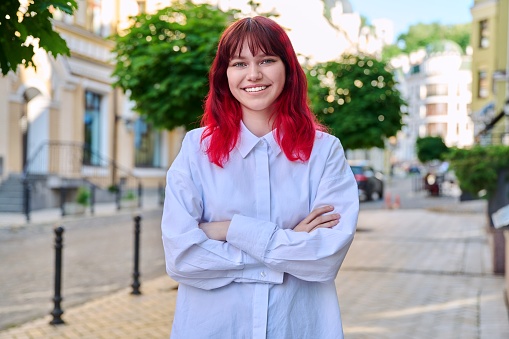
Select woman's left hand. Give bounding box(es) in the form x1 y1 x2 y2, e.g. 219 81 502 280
199 221 231 241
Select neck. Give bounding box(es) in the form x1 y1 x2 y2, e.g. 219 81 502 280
242 112 273 137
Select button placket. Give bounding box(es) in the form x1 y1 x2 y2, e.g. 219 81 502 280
254 139 271 220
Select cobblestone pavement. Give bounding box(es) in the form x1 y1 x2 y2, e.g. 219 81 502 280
0 195 166 331
1 197 508 338
338 208 508 338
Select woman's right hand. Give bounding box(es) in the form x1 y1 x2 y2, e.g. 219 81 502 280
293 205 340 233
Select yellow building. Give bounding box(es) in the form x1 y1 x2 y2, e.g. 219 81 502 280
470 0 509 145
0 1 184 212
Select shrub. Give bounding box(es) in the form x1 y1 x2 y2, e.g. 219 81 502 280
447 145 509 197
76 186 90 206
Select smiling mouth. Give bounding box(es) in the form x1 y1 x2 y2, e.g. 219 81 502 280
244 86 267 93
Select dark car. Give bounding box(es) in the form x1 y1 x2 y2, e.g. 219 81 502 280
348 160 384 201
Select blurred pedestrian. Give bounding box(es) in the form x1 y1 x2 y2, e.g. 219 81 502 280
161 16 359 339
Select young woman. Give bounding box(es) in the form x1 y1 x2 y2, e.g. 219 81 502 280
161 16 359 339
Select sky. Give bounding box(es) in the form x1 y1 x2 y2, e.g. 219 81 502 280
350 0 474 41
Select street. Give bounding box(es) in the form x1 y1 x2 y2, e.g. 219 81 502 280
0 210 166 330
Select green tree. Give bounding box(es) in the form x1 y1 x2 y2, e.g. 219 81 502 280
111 1 237 131
306 54 406 150
415 136 449 163
397 22 471 54
0 0 78 75
381 44 403 62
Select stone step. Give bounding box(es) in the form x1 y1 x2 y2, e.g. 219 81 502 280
0 196 23 204
0 180 23 188
0 197 23 212
0 190 24 198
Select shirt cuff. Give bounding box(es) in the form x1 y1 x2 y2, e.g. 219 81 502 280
234 266 283 284
227 214 277 262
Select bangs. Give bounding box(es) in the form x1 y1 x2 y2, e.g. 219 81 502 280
224 18 280 59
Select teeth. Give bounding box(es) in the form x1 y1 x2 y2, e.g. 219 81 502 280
245 86 267 92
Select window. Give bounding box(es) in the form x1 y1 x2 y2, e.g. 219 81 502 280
426 103 448 116
86 0 103 36
426 84 448 97
134 118 162 168
478 70 489 98
427 123 447 138
84 91 102 166
410 64 420 74
479 19 489 49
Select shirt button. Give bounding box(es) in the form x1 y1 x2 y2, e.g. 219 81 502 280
260 271 266 278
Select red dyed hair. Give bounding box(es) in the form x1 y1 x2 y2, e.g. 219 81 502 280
201 16 326 167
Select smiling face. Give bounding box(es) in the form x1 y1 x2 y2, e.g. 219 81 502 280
226 40 286 123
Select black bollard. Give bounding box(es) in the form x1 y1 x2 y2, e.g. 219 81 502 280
90 184 95 215
50 226 65 325
158 182 165 206
116 184 121 211
23 179 31 222
60 187 67 217
131 215 142 295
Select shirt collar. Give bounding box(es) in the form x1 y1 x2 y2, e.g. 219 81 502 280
237 121 282 158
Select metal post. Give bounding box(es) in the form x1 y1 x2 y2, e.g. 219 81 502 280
137 182 142 208
23 179 31 222
158 182 165 206
116 181 122 211
50 226 65 325
131 215 142 295
90 184 95 216
60 187 67 217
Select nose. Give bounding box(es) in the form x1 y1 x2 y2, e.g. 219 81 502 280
247 66 262 81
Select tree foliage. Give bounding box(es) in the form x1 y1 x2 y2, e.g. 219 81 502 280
447 145 509 197
305 54 406 150
111 1 237 131
0 0 77 75
397 22 471 54
415 136 449 163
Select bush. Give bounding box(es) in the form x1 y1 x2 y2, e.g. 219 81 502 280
447 145 509 197
76 186 90 206
415 136 449 163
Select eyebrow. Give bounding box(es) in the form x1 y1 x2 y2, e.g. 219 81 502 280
230 52 276 60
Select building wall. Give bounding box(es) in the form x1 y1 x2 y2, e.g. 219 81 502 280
398 45 473 163
0 0 184 191
470 0 507 143
492 0 509 143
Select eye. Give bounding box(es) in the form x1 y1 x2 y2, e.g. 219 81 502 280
261 58 276 65
231 62 246 68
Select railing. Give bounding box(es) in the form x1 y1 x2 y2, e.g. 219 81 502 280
22 141 142 221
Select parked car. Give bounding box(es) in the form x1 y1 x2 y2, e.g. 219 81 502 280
348 160 384 201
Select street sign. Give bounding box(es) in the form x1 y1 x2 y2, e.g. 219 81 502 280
492 204 509 229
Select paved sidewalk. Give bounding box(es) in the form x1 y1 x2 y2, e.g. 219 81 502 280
0 192 162 230
1 200 509 338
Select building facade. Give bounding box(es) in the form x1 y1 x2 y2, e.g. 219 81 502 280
0 0 184 212
392 41 474 163
470 0 509 144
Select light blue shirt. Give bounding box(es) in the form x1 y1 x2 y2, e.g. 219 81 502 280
162 122 359 339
